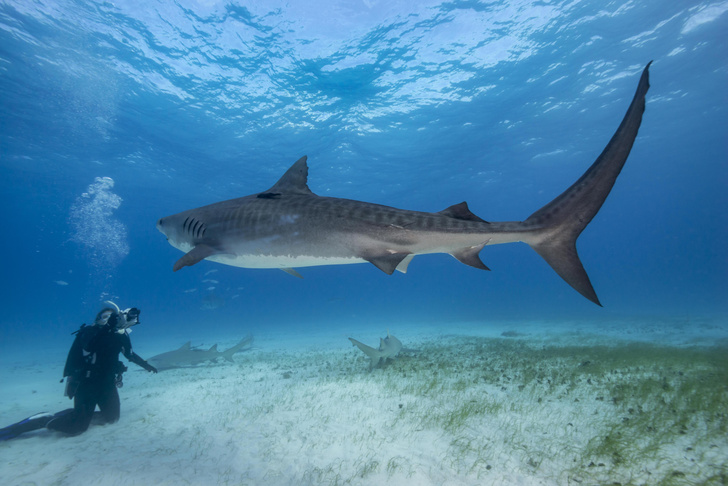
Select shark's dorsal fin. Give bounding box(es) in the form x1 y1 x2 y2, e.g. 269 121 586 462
262 156 315 196
179 342 191 350
438 202 488 223
208 344 218 352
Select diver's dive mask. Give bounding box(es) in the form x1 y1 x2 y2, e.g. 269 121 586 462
118 307 141 333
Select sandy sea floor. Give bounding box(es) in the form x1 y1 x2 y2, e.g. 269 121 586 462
1 316 727 486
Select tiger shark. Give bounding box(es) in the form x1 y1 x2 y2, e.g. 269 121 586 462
147 335 253 371
157 63 652 306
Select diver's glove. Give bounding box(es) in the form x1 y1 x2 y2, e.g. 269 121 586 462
63 375 81 399
129 352 158 373
142 361 158 374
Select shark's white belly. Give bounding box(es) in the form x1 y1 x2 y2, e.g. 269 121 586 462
172 239 368 269
208 253 368 269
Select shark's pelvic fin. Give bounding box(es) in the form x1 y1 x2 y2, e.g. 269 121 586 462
280 267 304 278
173 245 220 272
363 251 412 275
524 61 652 306
395 254 415 273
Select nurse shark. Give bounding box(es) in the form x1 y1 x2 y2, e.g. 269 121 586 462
157 63 652 306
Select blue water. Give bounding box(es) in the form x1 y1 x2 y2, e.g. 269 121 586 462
1 0 727 348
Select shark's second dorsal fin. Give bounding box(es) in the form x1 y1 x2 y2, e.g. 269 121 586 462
438 202 489 223
262 156 315 196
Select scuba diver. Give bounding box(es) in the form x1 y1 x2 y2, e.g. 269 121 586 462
0 302 157 440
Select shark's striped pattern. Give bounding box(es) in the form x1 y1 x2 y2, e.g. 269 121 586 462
158 63 651 305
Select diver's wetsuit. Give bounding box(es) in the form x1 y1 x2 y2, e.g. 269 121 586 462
46 323 156 436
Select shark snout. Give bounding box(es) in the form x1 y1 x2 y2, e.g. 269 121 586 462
156 218 172 241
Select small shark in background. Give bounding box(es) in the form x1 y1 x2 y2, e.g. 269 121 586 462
157 63 652 306
148 335 253 371
349 332 403 369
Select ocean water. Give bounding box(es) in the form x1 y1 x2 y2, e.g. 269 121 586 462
1 1 727 484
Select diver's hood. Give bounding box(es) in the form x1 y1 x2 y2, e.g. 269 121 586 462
94 307 116 326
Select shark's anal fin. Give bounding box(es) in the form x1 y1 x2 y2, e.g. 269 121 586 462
172 244 219 272
363 252 411 275
280 267 303 278
451 240 491 270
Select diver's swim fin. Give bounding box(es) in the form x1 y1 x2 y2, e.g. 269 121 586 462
0 412 54 441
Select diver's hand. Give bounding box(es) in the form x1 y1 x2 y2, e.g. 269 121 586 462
141 361 158 374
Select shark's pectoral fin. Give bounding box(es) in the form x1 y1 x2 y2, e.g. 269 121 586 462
280 267 303 278
362 251 411 275
172 244 220 272
451 240 491 270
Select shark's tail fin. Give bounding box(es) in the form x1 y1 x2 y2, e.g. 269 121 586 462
523 62 651 306
221 334 254 362
349 338 381 369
